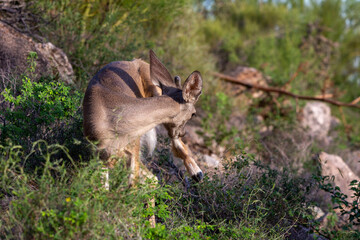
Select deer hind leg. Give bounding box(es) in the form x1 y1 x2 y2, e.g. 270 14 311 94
98 138 125 190
98 143 116 191
172 138 203 182
126 137 158 227
125 138 141 187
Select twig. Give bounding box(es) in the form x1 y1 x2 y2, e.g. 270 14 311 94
213 72 360 110
351 96 360 105
282 62 307 90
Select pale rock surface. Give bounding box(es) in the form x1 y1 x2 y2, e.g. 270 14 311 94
319 152 360 201
0 22 74 83
301 102 331 141
310 206 326 221
202 154 220 168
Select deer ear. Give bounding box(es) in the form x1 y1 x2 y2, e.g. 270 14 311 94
150 50 175 88
182 71 202 103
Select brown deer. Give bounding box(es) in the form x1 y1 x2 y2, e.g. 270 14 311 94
82 50 203 225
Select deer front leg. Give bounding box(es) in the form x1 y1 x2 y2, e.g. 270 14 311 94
171 138 203 182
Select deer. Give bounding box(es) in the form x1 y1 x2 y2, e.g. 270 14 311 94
82 49 203 226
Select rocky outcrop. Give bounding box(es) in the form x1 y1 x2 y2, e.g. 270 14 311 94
0 21 74 83
319 152 360 201
226 66 268 99
301 102 331 141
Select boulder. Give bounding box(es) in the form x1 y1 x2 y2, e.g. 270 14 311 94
227 66 268 98
202 154 220 168
0 22 74 83
301 102 331 141
319 152 360 201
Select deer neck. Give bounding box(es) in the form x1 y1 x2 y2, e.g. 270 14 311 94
141 95 181 125
115 95 180 138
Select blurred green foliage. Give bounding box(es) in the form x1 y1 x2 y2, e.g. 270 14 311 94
198 0 360 146
203 0 359 86
1 71 81 151
32 0 214 90
199 91 237 148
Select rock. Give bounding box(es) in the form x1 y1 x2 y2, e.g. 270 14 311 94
259 125 274 135
301 102 331 141
254 115 264 124
310 206 326 221
155 125 168 137
172 156 187 172
319 152 360 201
202 154 220 168
35 42 74 84
0 21 74 83
227 66 268 98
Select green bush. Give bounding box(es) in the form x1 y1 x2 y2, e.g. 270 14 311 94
0 53 82 151
1 76 80 142
315 175 360 239
0 142 168 239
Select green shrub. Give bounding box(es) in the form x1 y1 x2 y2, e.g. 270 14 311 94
0 141 169 239
0 53 82 152
1 76 80 142
314 175 360 239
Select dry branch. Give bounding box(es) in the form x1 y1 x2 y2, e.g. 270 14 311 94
213 72 360 110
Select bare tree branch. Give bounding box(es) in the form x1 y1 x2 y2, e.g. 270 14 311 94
351 97 360 105
212 72 360 110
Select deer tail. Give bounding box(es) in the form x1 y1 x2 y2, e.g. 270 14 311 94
140 128 157 157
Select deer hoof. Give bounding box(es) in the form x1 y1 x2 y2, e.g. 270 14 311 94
192 171 203 182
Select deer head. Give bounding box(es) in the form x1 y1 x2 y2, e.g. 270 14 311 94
150 50 203 139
